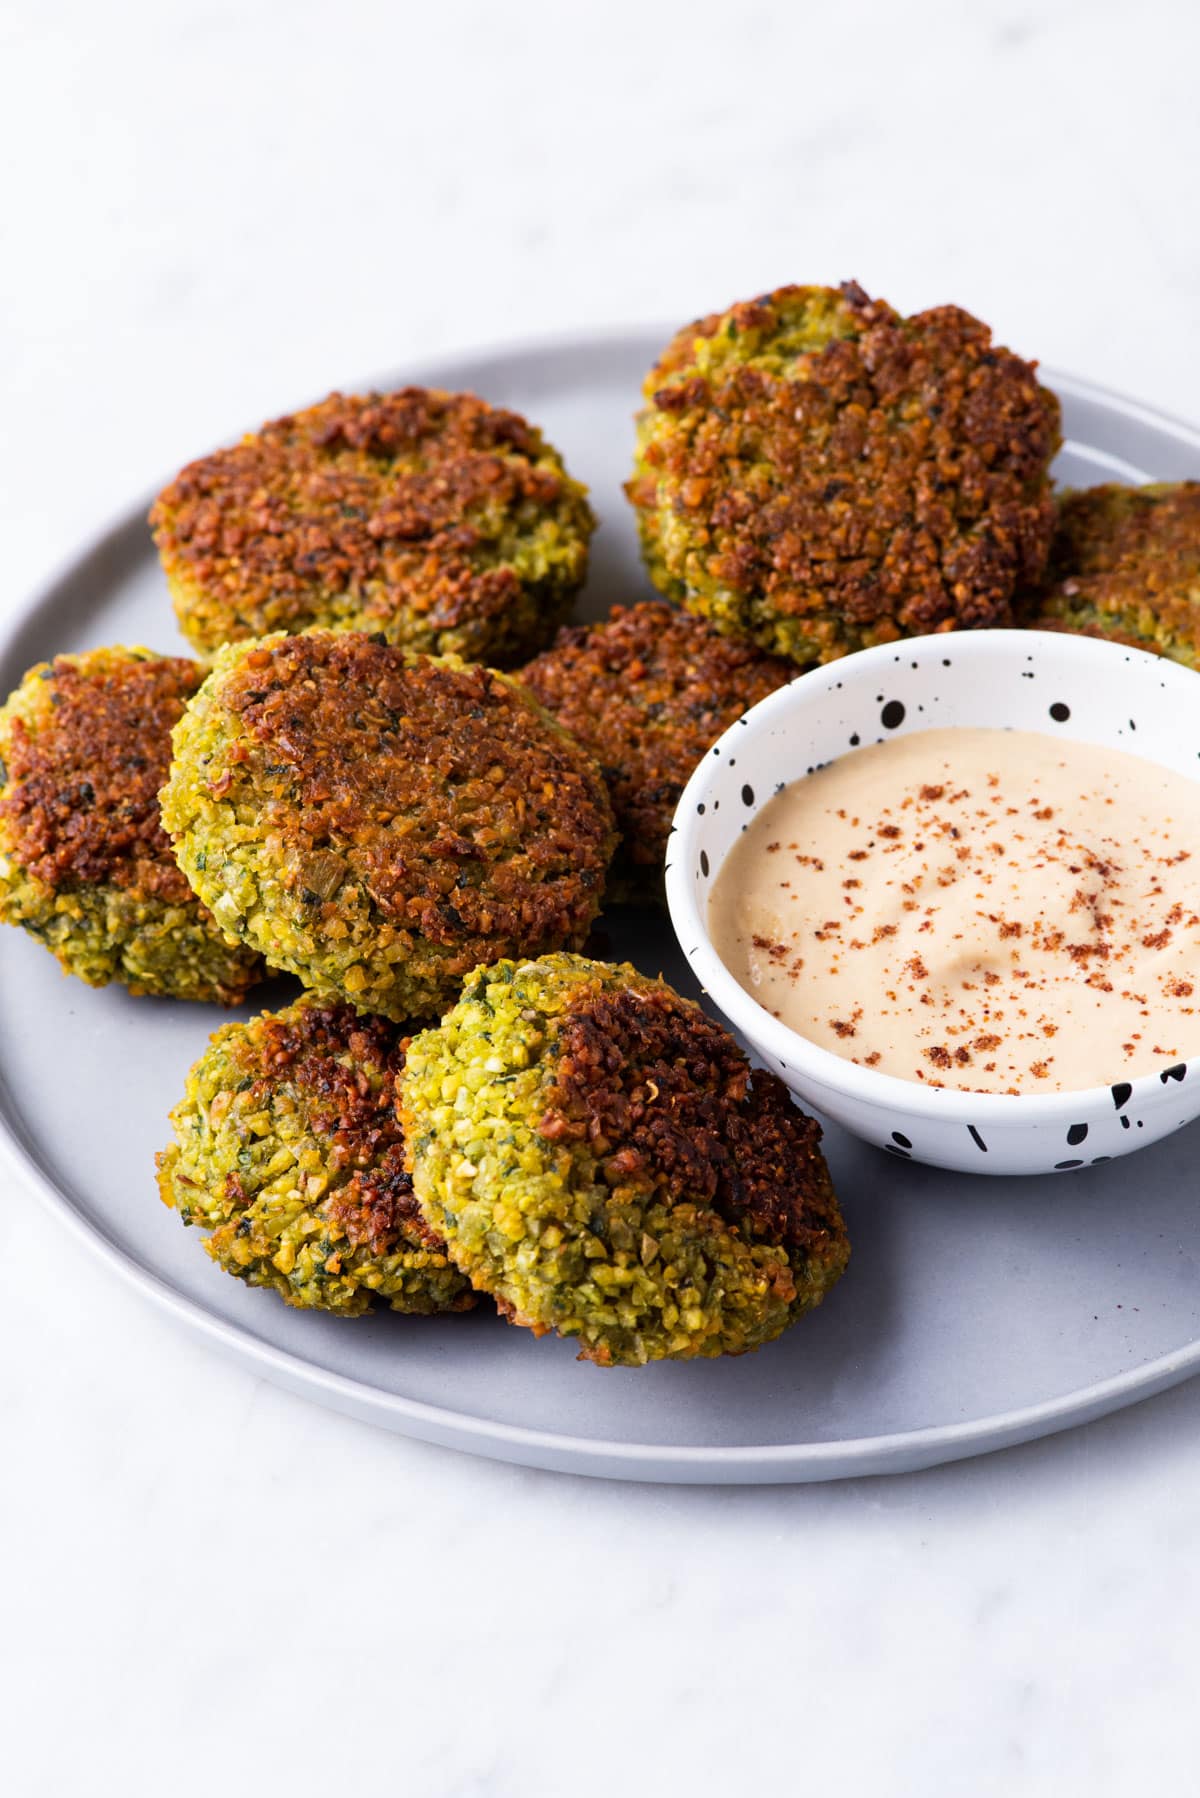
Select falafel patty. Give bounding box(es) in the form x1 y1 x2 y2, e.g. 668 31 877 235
0 646 262 1001
1025 481 1200 666
520 601 793 900
158 994 474 1315
161 630 617 1020
627 282 1061 665
401 954 848 1366
151 387 595 664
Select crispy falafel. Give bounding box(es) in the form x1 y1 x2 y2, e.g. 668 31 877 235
160 630 617 1020
1024 481 1200 666
401 953 848 1366
158 994 474 1315
151 388 595 664
627 282 1061 665
520 601 793 900
0 646 262 1001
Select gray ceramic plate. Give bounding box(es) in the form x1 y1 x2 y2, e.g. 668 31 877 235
4 331 1200 1484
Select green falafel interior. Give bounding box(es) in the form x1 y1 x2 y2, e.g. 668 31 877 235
150 386 595 665
157 993 475 1317
0 645 262 1001
1024 480 1200 668
160 629 617 1020
401 953 849 1367
629 282 1061 666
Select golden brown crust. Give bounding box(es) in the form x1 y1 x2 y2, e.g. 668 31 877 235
401 952 848 1363
1 653 201 900
631 283 1061 660
521 602 793 887
1025 482 1200 663
223 1000 440 1257
218 631 615 954
150 388 592 660
540 984 843 1256
649 309 724 381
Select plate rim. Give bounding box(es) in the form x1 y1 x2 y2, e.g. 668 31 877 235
5 331 1200 1484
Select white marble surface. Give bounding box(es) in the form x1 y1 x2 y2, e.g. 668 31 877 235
3 1 1200 1790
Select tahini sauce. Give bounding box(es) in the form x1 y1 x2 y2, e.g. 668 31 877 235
710 728 1200 1094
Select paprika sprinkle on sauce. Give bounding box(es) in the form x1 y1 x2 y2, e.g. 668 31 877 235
710 727 1200 1095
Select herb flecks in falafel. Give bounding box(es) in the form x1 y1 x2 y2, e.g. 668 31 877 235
151 388 595 665
628 282 1061 665
1025 481 1200 666
0 647 263 1000
520 601 793 901
158 994 474 1315
401 953 849 1366
161 630 617 1020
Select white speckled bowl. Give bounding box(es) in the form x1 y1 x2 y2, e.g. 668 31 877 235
666 628 1200 1175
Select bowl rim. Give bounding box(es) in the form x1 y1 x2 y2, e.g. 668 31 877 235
665 627 1200 1122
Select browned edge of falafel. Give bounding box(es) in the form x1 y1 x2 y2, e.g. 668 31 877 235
214 631 616 954
629 282 1062 659
539 979 845 1277
2 652 205 904
520 601 794 890
150 388 593 661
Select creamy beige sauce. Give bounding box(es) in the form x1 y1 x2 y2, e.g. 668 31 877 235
710 727 1200 1094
